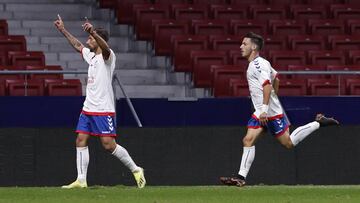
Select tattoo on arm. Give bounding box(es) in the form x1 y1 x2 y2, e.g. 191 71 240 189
61 29 84 52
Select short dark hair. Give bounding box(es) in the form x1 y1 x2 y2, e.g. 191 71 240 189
244 32 264 51
95 27 109 42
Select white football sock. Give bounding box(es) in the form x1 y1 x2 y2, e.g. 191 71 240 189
76 146 89 183
112 144 139 172
290 121 320 146
238 146 255 178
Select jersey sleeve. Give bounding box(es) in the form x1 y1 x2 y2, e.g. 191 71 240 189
105 49 116 67
270 67 278 81
81 47 92 64
257 62 272 87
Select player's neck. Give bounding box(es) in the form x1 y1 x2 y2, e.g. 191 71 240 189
247 52 259 62
94 47 102 55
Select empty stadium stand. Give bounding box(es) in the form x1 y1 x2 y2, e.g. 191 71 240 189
1 0 359 97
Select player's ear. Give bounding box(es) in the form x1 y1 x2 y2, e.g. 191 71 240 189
251 44 257 51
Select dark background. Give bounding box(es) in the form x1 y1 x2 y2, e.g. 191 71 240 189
0 126 358 186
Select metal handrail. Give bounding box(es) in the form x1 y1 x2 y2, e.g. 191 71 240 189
113 74 143 127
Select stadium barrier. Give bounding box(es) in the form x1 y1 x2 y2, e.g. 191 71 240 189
0 126 358 186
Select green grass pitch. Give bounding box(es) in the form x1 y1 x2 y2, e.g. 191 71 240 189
0 185 359 203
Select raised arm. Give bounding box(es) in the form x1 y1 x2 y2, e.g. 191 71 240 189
82 19 111 60
54 14 84 53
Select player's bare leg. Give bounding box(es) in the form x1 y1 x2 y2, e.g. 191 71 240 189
62 133 90 189
220 127 264 187
101 136 146 188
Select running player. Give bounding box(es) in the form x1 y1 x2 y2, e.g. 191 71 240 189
54 14 146 188
220 32 339 187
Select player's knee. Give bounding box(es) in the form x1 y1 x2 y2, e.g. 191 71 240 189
101 141 116 152
283 141 294 149
242 136 254 147
76 136 87 147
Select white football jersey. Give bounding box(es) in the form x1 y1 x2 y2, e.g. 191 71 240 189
81 47 116 114
246 56 283 119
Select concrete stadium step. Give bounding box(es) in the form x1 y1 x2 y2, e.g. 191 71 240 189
46 55 166 70
114 85 186 98
114 69 167 85
64 69 168 85
0 11 12 19
2 2 110 20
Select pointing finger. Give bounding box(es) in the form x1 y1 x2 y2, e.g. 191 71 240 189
57 14 62 21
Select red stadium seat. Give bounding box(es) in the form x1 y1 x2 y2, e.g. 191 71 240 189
327 65 360 80
134 4 170 40
211 5 247 21
173 4 209 22
154 0 189 5
288 35 326 51
0 82 4 96
230 20 267 36
268 0 304 4
288 65 327 79
269 50 307 67
26 65 63 80
346 19 360 35
44 79 82 96
116 0 151 24
0 35 26 53
278 79 307 96
290 5 327 20
308 50 346 66
99 0 117 8
8 51 45 66
330 4 360 20
0 65 26 70
210 65 245 97
192 0 228 4
228 50 248 67
152 19 189 56
308 19 345 35
6 79 44 96
230 0 266 5
303 0 345 4
328 35 360 51
209 35 243 51
0 51 7 65
348 50 360 65
0 66 24 84
346 78 360 95
269 20 306 35
192 19 230 35
345 0 360 5
190 50 228 87
250 5 287 21
263 35 288 51
229 78 249 97
172 35 208 72
0 20 8 35
307 78 345 95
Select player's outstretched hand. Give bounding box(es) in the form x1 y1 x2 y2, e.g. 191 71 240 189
54 14 65 31
82 17 94 34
